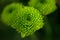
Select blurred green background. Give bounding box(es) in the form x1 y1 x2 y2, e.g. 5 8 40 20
0 0 60 40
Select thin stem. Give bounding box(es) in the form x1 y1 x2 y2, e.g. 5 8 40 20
30 33 38 40
44 16 52 40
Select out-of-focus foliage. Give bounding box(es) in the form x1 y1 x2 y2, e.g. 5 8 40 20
56 0 60 7
29 0 57 15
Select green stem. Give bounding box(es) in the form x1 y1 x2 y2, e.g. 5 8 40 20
44 16 52 40
30 33 38 40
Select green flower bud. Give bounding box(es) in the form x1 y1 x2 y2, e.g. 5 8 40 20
13 7 44 38
1 3 22 25
29 0 57 15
